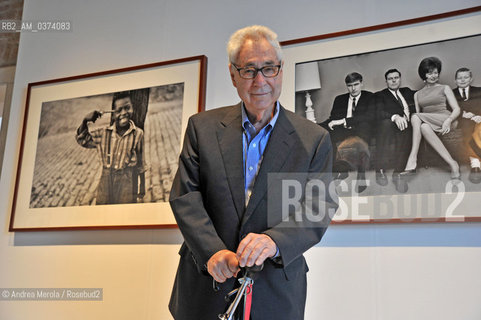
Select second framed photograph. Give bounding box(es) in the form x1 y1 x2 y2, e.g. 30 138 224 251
9 55 207 231
280 7 481 223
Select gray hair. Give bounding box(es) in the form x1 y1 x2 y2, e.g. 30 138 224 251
227 25 283 65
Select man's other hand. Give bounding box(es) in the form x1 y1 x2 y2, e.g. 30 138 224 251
463 111 475 119
236 233 277 268
393 115 408 131
207 250 239 283
328 119 345 130
471 115 481 124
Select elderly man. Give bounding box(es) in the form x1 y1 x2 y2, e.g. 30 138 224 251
169 25 338 320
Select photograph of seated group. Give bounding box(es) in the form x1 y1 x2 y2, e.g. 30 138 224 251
282 11 481 223
295 34 481 197
296 35 481 195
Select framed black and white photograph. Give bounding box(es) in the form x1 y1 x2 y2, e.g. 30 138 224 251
9 55 207 231
280 7 481 223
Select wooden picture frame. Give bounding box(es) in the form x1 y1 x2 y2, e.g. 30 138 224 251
9 55 207 231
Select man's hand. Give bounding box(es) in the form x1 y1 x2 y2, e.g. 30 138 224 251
463 111 475 119
236 233 277 268
328 119 345 130
393 115 408 131
472 115 481 124
84 110 102 123
207 250 239 283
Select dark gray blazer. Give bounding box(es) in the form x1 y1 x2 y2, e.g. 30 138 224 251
453 85 481 115
375 87 416 120
169 103 337 320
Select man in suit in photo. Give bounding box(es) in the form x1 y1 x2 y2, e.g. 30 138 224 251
322 72 374 146
168 25 338 320
320 72 374 186
373 69 415 192
453 67 481 183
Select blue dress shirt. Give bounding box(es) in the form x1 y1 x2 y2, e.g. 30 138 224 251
241 102 282 259
241 102 280 207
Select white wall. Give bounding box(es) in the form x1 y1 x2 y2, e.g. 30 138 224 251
1 1 481 319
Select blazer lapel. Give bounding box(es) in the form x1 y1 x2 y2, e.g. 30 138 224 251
342 94 350 117
453 87 462 100
216 103 245 220
242 106 296 225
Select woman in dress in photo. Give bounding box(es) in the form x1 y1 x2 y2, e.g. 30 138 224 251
403 56 461 179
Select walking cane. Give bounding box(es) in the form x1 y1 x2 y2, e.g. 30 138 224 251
218 264 263 320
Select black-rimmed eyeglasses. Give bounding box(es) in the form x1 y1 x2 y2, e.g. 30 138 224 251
232 63 282 79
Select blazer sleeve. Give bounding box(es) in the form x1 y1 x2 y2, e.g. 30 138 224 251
169 117 228 271
320 95 346 128
263 130 338 268
329 95 347 121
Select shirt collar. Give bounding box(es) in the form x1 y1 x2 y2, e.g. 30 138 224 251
241 101 280 133
350 93 361 101
388 88 398 95
107 120 136 136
